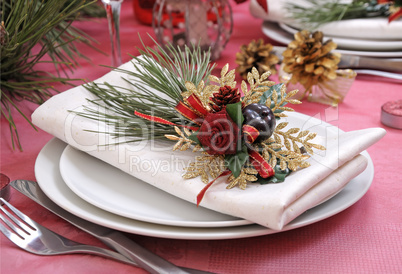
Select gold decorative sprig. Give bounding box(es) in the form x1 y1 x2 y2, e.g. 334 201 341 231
241 67 276 106
183 153 226 184
264 84 302 119
274 122 326 154
262 139 310 171
209 63 237 88
257 122 326 171
165 126 201 152
227 167 258 190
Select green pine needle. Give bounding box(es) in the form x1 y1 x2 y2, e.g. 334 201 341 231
0 0 103 150
80 39 216 143
285 0 391 30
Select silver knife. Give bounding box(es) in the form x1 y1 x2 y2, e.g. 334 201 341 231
273 46 402 72
10 180 211 274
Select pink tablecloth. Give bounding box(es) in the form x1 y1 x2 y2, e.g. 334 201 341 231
1 1 401 273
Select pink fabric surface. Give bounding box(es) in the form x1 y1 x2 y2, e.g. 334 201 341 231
1 1 401 273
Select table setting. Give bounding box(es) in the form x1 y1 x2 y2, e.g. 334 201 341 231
1 0 402 273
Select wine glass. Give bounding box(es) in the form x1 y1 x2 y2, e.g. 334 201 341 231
101 0 123 67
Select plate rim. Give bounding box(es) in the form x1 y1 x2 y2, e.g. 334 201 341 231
262 21 402 58
278 22 402 51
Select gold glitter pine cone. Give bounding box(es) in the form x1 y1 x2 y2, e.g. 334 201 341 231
209 85 241 112
235 39 279 80
282 30 341 91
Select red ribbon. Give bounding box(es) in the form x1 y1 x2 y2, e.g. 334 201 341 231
248 149 275 178
242 124 260 144
175 94 209 125
196 169 232 206
134 111 199 131
242 125 275 178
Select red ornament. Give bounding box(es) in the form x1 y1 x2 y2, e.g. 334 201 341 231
197 110 240 155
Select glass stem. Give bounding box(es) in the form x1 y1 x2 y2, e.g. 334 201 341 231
104 1 123 67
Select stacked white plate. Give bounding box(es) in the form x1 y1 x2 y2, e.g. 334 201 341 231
261 20 402 58
34 113 374 240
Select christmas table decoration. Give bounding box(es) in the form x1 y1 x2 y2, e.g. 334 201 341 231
278 30 356 106
31 42 385 230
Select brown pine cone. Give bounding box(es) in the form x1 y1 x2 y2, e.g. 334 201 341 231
235 39 279 80
282 30 340 91
209 85 241 112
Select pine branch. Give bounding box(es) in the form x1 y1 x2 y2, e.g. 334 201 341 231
1 0 100 150
79 41 215 142
285 0 391 30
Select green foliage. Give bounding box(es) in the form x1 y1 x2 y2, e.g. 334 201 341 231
80 40 215 142
0 0 100 150
225 145 249 178
225 102 244 127
286 0 391 30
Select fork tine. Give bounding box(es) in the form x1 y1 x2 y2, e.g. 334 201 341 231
0 220 29 247
0 212 29 238
0 198 36 233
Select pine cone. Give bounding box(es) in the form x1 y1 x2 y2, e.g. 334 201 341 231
209 85 241 112
282 30 340 91
235 39 279 80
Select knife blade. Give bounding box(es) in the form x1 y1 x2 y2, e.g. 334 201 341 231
273 46 402 72
10 180 210 274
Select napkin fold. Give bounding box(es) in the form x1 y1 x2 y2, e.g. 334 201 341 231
32 60 385 230
249 0 402 40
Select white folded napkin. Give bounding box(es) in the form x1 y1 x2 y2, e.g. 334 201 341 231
32 60 385 230
249 0 402 40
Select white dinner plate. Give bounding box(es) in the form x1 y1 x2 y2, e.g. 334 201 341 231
59 145 251 228
35 126 374 239
262 21 402 58
59 112 346 228
279 23 402 51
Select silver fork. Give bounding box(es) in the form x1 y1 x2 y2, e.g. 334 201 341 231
0 197 137 266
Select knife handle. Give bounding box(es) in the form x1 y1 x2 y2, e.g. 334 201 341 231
358 57 402 72
101 231 189 274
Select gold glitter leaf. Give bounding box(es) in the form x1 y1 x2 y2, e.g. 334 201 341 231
276 122 288 130
165 127 197 152
252 67 259 81
274 132 281 144
173 140 183 151
209 75 220 84
280 160 287 170
284 138 292 150
185 81 197 93
297 130 309 138
247 72 254 87
165 134 180 141
265 97 271 108
261 71 271 81
286 128 300 135
221 63 229 78
227 168 258 190
197 80 205 92
275 112 287 118
241 80 247 94
309 143 326 150
286 89 299 98
305 132 317 141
